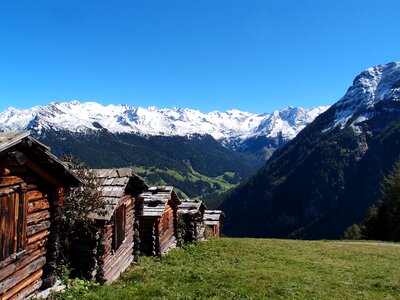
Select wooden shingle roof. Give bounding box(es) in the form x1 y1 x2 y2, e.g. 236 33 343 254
204 210 224 226
88 168 148 220
139 186 181 218
178 199 206 215
0 130 82 186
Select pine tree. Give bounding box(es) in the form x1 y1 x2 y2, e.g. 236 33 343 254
378 160 400 241
344 161 400 241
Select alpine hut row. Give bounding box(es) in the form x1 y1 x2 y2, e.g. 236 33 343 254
0 131 225 295
67 168 148 284
138 186 181 256
0 131 81 300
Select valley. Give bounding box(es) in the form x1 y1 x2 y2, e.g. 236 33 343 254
0 102 326 206
2 63 400 241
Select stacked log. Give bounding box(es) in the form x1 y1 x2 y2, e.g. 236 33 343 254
133 196 143 262
158 206 176 253
0 169 54 299
43 187 64 288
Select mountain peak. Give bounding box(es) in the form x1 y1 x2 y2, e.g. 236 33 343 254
328 62 400 130
0 101 328 154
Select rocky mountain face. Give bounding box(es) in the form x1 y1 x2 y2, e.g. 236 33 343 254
220 62 400 238
0 101 328 160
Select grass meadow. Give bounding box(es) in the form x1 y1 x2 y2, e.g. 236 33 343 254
54 238 400 299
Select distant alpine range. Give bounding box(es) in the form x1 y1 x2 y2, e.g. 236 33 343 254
4 61 399 240
0 101 328 160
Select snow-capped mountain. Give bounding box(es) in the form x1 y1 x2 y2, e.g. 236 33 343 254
0 101 328 152
328 62 400 131
220 62 400 239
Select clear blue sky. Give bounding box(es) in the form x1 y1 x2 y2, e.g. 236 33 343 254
1 0 400 113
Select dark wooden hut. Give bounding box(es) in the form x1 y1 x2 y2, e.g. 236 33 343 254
138 186 181 256
0 131 81 300
68 168 148 284
178 200 206 243
204 210 224 238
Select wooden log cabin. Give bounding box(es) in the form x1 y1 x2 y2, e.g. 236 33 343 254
177 200 206 243
138 186 181 256
204 210 224 238
0 131 81 300
68 168 148 284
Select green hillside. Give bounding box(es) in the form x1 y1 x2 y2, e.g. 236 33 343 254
131 166 239 206
39 130 263 207
55 238 400 299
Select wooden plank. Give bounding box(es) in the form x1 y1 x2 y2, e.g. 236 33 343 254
26 239 46 252
26 230 49 245
1 195 9 260
103 243 133 270
12 193 18 253
7 278 42 300
0 248 45 282
1 269 43 300
0 239 43 269
0 196 5 260
160 236 176 254
27 199 49 214
104 253 133 284
17 190 26 250
103 242 133 270
0 177 24 188
27 211 50 225
26 191 46 202
0 188 17 197
0 256 45 294
27 221 51 237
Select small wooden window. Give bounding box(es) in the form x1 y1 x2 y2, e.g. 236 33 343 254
113 205 126 251
0 186 27 261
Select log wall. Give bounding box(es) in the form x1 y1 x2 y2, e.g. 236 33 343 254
138 218 159 256
97 196 135 284
158 203 177 254
139 201 178 256
180 212 205 243
0 161 62 300
69 195 136 284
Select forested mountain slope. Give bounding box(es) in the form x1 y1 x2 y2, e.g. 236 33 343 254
220 62 400 238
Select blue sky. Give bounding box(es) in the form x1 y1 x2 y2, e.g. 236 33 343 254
1 0 400 113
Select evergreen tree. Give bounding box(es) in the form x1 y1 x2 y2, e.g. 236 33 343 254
346 160 400 241
377 160 400 241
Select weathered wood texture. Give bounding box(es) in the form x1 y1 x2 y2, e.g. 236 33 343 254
0 132 79 300
97 196 135 284
0 164 64 299
204 210 224 238
178 200 206 243
69 196 136 284
139 189 180 256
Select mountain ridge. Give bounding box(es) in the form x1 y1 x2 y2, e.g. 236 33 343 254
219 61 400 238
0 101 328 158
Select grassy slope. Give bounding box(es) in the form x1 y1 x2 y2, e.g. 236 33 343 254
57 238 400 299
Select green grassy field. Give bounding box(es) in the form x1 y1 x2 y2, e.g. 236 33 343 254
55 238 400 299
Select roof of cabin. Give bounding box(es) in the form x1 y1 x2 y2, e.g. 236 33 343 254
178 199 206 215
139 186 181 218
0 131 82 186
88 168 148 221
204 210 224 226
